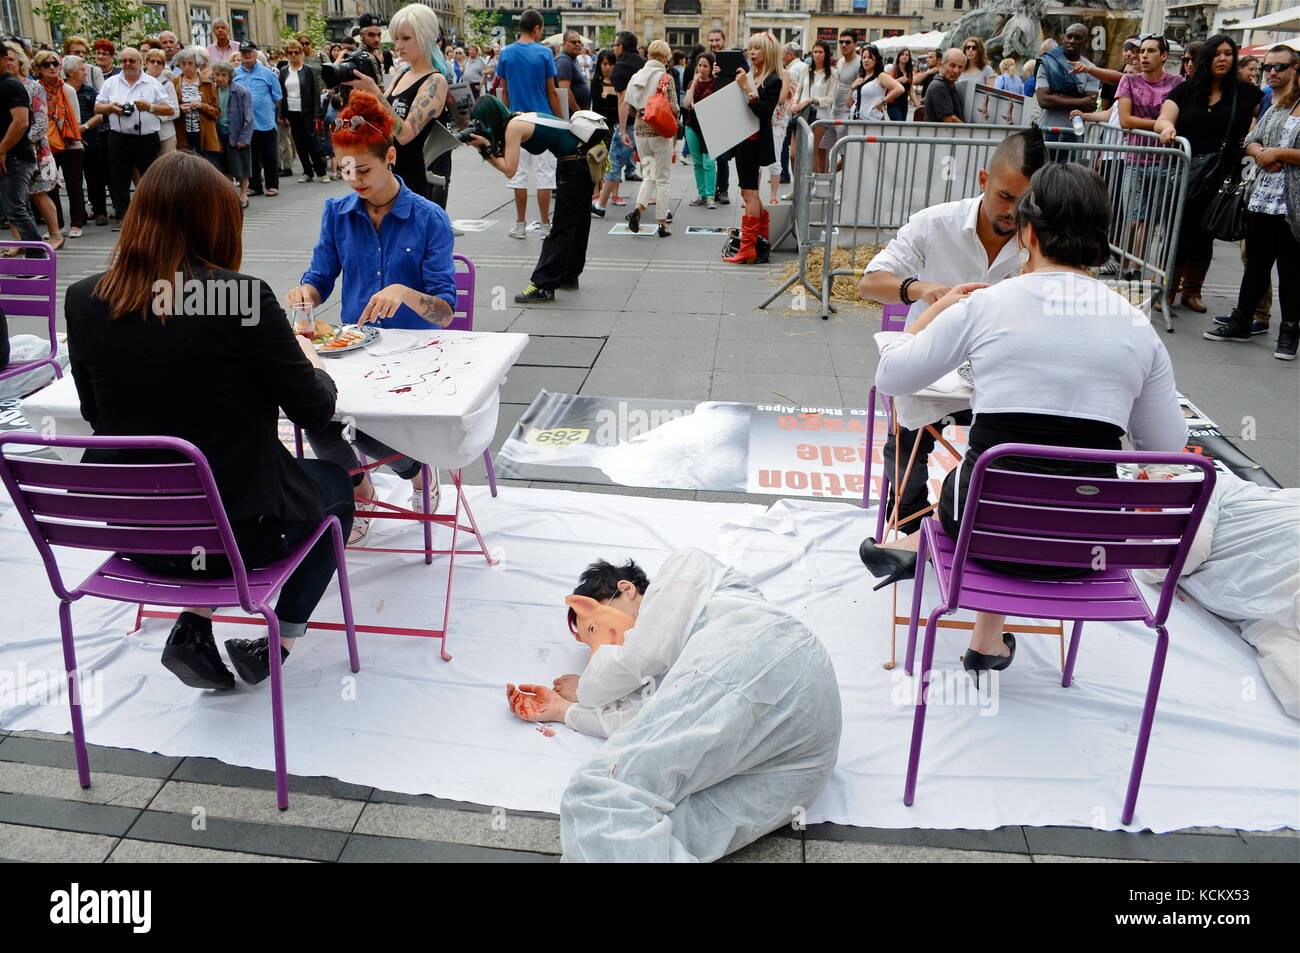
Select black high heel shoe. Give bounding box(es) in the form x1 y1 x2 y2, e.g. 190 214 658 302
858 538 918 591
962 633 1016 689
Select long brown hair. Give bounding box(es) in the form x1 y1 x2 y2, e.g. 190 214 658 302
94 151 243 320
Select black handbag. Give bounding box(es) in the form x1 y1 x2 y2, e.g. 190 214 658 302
1201 174 1250 241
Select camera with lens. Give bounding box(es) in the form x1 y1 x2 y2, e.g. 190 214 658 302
455 119 487 145
322 49 379 88
119 102 135 116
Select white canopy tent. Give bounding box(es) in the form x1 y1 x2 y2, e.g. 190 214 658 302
875 31 947 55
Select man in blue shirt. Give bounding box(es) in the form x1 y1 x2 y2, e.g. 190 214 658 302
495 9 562 239
235 42 284 195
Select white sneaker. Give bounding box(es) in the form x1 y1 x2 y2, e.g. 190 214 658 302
537 223 551 238
508 221 527 239
68 227 82 238
409 477 441 513
451 224 465 236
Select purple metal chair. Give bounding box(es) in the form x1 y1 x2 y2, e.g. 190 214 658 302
0 241 60 392
902 443 1216 825
0 432 360 811
445 253 500 497
862 302 908 539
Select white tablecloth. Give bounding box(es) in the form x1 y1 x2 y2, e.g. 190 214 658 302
873 330 973 431
21 329 529 471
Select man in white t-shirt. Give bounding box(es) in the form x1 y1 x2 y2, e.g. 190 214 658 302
94 48 175 224
856 130 1043 532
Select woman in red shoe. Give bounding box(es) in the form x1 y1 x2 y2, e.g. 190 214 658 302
723 32 782 264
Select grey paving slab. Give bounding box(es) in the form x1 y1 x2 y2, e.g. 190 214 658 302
339 833 559 862
125 811 348 862
716 336 834 376
718 309 829 340
594 335 718 372
583 366 712 401
804 823 1031 854
627 290 727 315
508 309 624 335
0 822 117 862
354 802 562 854
710 371 843 407
0 761 163 808
108 840 314 863
171 757 372 802
830 345 881 379
806 840 1031 863
148 780 365 832
838 378 875 409
1022 827 1256 863
722 291 791 317
500 365 589 405
0 791 139 837
610 310 720 340
1032 854 1161 863
4 729 72 743
717 833 805 863
1242 835 1300 863
633 270 735 293
518 335 606 368
0 735 182 779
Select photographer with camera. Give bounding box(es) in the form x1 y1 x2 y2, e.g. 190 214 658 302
326 4 454 208
464 95 606 303
93 47 174 221
284 91 457 543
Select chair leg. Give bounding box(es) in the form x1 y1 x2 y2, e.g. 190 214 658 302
904 531 929 676
1122 624 1169 826
863 386 876 509
1062 620 1085 687
420 464 433 565
483 449 499 498
332 518 360 674
263 610 290 810
58 600 91 789
874 473 890 542
904 608 945 806
293 426 304 460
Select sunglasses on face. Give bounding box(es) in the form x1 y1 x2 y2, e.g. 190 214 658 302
1182 56 1193 62
964 45 977 50
1261 62 1295 73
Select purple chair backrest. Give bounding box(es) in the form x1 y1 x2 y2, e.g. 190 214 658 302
949 443 1216 625
881 302 908 333
443 253 475 332
0 240 58 358
0 433 250 602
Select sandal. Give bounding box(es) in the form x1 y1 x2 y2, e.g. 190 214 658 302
48 236 65 251
266 188 279 196
1 247 20 257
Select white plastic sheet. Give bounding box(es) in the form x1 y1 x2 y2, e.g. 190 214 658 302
0 485 1294 833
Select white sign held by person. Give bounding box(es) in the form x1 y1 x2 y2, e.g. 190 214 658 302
693 81 760 159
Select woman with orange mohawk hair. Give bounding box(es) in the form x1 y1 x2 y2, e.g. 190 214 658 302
286 90 458 542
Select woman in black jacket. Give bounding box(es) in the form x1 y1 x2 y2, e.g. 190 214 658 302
279 40 328 182
723 32 783 264
65 152 353 691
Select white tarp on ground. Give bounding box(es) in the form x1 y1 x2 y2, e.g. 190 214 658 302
0 484 1295 833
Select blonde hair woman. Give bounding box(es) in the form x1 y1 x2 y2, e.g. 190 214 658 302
627 39 679 236
723 32 782 263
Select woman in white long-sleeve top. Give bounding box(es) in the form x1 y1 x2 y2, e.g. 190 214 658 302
859 163 1188 682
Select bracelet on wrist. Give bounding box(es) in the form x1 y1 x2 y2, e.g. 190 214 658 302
899 275 919 306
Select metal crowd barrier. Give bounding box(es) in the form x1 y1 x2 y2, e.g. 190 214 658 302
765 118 1191 331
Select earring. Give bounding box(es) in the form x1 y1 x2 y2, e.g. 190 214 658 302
388 162 395 172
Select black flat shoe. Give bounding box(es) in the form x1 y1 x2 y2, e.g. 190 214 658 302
626 208 641 232
858 538 917 591
161 613 235 690
225 637 290 686
962 633 1016 689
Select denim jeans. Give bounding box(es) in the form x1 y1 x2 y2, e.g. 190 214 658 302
0 158 41 246
605 121 634 183
305 420 423 485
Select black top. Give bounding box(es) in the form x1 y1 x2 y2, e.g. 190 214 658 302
742 73 782 166
591 74 619 128
556 51 591 111
387 71 446 202
923 76 963 123
278 63 321 120
611 51 645 95
65 268 338 526
1168 77 1263 158
0 74 35 163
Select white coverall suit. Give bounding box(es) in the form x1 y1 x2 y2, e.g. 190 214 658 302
560 548 842 862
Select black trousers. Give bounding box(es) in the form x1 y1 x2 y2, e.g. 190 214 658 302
715 146 734 194
287 110 326 178
83 137 110 217
1236 211 1298 327
52 148 87 229
249 128 280 191
881 409 972 535
127 459 354 627
107 131 160 218
530 157 591 290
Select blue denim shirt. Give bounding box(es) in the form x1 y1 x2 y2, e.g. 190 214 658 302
234 62 282 131
299 177 458 329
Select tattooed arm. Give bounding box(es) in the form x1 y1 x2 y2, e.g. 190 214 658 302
393 72 448 146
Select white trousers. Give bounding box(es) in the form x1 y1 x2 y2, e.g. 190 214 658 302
634 132 674 212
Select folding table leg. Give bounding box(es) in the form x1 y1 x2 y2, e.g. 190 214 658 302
1122 624 1168 826
438 474 464 662
263 610 290 810
58 600 91 789
420 464 433 565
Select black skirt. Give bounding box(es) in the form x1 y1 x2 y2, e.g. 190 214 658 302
937 412 1125 579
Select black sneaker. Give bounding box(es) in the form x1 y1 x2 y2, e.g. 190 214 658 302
626 207 641 232
558 276 579 290
590 203 605 217
514 283 555 303
94 214 108 227
1275 324 1298 361
225 637 290 686
1251 321 1269 336
1204 312 1253 343
716 192 730 205
688 196 708 207
161 613 235 690
779 173 791 184
625 172 642 181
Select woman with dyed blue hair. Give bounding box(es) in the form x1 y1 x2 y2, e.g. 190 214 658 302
340 3 457 207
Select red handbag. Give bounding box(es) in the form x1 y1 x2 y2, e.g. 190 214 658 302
642 74 678 138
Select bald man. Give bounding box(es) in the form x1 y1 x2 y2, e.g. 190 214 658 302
922 48 967 123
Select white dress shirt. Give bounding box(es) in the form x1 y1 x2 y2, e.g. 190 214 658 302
95 72 171 135
875 271 1188 451
865 194 1023 325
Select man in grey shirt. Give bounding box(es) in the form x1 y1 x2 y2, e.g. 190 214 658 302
826 31 861 145
922 48 966 123
463 44 486 94
1034 23 1101 146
